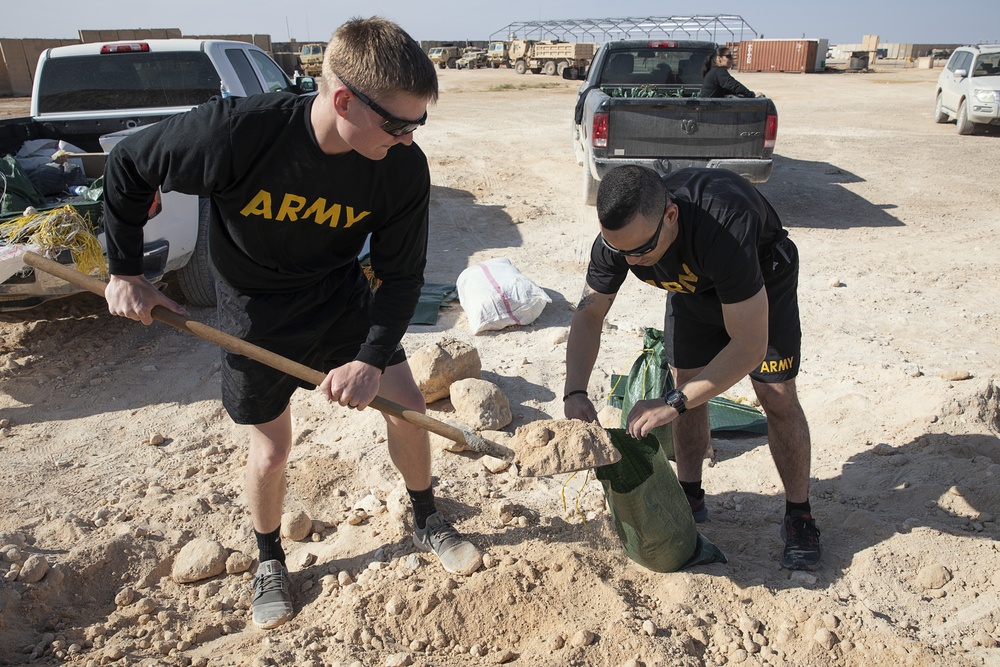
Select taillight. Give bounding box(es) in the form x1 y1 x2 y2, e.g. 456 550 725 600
592 112 608 148
648 41 678 48
764 114 778 150
100 43 150 54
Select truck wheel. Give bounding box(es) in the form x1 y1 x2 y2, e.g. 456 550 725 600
530 67 542 75
174 198 218 307
438 62 446 69
956 99 975 135
582 167 599 207
543 61 557 76
514 60 527 75
557 61 570 76
933 92 949 123
447 57 457 69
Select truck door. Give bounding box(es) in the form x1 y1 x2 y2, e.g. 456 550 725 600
224 48 265 96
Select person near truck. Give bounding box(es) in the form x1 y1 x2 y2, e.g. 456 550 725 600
700 46 765 99
101 17 482 629
563 165 821 571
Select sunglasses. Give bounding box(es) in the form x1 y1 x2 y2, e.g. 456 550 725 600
602 213 665 257
335 73 427 137
723 54 734 60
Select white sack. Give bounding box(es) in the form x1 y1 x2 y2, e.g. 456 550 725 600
456 258 551 334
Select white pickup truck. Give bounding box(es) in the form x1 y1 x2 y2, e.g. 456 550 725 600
0 38 317 311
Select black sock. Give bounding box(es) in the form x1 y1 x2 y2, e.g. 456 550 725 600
786 500 812 516
408 487 437 530
679 480 704 500
255 526 285 565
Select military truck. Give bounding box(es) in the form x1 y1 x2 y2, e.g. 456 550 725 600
428 45 462 69
487 41 509 68
298 43 325 76
509 40 598 75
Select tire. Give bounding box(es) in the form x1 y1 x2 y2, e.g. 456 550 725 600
956 99 975 135
582 165 599 207
530 68 542 75
438 62 446 70
447 57 457 69
557 61 569 76
543 61 557 76
933 92 949 123
174 198 218 307
514 60 527 75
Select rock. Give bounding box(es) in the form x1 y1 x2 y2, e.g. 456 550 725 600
872 443 897 456
17 554 49 583
147 432 165 446
134 597 157 615
831 278 843 287
939 369 971 381
550 328 569 345
641 620 656 636
171 538 227 583
915 564 952 590
570 630 596 647
401 554 421 572
385 596 406 615
450 379 511 430
410 338 482 403
337 570 354 586
385 654 413 667
114 588 135 607
281 510 313 541
482 455 511 474
813 628 838 650
225 551 252 574
495 649 516 664
354 494 385 516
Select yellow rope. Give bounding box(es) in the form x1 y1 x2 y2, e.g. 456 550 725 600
0 205 107 279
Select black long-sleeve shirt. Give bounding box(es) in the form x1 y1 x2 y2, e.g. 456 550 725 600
700 66 756 99
103 93 429 370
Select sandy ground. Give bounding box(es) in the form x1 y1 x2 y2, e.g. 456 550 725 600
1 65 999 667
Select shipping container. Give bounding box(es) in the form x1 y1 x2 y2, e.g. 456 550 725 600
735 39 819 73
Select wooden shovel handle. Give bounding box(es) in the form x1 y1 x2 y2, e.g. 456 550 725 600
22 251 482 449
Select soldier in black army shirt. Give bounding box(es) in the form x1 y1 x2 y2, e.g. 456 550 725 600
563 165 821 570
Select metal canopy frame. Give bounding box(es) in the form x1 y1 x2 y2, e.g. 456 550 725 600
489 15 756 44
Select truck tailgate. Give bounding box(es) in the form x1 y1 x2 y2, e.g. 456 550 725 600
606 98 772 159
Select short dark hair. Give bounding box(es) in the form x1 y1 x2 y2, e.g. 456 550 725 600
596 165 666 230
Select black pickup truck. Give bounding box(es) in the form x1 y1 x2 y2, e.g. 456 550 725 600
568 40 778 205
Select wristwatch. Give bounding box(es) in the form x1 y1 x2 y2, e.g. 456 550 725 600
663 388 688 414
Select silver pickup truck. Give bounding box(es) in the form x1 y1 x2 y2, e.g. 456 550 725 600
0 38 316 311
568 40 778 205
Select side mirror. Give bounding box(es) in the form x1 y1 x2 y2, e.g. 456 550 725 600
562 66 587 81
295 76 318 94
954 68 968 78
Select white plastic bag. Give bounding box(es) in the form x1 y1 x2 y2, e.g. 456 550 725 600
456 258 551 334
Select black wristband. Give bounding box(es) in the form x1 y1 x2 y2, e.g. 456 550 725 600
563 390 588 402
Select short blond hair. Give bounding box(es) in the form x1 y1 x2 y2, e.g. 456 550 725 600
322 16 437 102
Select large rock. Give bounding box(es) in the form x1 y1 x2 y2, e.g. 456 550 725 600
450 379 512 430
410 339 481 403
171 539 227 583
281 510 313 541
17 554 49 583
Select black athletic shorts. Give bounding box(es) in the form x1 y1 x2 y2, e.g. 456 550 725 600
662 238 801 384
217 266 406 425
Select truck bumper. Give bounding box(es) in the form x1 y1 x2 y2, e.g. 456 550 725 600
592 157 774 183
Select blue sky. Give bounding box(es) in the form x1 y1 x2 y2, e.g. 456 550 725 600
1 1 997 45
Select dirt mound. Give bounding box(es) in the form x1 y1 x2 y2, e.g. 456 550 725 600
512 419 621 477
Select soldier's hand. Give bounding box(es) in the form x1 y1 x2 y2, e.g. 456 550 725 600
564 393 599 423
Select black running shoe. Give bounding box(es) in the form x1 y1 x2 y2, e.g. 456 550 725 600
780 511 822 570
686 492 709 523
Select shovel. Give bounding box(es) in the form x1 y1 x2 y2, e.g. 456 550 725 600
23 251 516 462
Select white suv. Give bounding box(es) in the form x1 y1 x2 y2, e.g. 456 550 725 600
933 44 1000 135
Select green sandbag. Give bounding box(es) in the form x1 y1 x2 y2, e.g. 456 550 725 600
596 429 726 572
613 328 676 457
1 155 45 218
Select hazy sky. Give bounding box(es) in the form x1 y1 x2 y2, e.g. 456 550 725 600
1 0 997 45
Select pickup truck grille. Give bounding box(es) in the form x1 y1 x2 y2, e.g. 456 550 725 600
605 100 770 159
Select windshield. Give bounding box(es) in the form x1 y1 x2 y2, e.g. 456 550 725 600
429 49 442 56
38 52 221 113
600 48 714 86
972 53 1000 77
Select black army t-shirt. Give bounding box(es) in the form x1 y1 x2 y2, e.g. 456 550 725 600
586 168 785 305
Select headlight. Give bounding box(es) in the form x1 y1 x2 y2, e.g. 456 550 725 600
974 88 997 103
